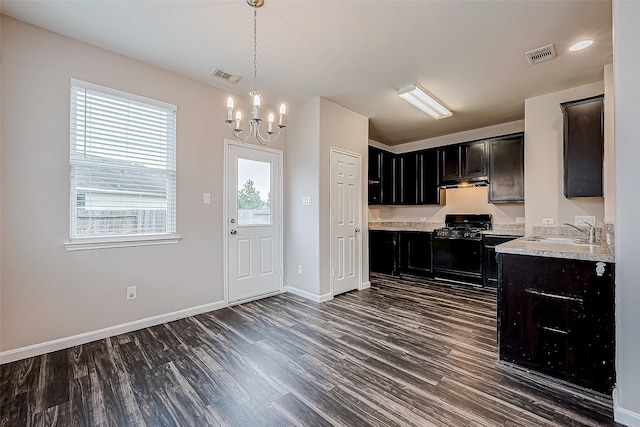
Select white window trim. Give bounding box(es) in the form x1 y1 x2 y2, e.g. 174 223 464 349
65 234 182 252
68 78 178 250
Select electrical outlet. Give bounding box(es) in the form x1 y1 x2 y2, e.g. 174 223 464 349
203 193 211 204
297 265 303 275
419 217 427 222
126 286 137 300
575 215 596 226
516 217 525 224
542 218 555 225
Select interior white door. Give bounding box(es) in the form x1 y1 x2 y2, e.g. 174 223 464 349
226 142 282 304
331 149 362 296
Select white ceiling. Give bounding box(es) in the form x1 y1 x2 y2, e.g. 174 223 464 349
1 0 612 146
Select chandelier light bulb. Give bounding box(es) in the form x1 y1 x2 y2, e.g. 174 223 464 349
227 97 234 121
268 113 274 133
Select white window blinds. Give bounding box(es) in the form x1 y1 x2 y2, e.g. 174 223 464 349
70 79 177 239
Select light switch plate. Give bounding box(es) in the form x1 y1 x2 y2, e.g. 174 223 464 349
302 196 312 206
203 193 211 204
516 217 525 224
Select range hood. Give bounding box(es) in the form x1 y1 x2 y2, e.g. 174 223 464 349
440 177 489 189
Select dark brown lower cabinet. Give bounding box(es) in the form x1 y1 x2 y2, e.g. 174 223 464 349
482 235 518 288
369 230 432 277
369 230 398 275
498 253 615 394
399 231 433 276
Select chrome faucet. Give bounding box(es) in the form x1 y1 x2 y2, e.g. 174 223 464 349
563 222 596 244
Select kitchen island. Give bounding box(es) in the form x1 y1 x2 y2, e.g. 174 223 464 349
496 233 615 394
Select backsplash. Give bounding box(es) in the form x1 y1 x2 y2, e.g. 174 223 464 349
368 186 525 225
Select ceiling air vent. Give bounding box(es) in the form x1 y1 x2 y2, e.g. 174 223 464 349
210 68 243 84
525 44 557 65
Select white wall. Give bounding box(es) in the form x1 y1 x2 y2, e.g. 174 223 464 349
285 98 369 299
0 16 274 353
523 81 605 235
604 63 616 223
285 98 321 295
613 1 640 424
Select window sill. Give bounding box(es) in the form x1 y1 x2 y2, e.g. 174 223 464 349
64 234 182 251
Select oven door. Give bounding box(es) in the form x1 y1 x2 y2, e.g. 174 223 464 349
433 237 483 283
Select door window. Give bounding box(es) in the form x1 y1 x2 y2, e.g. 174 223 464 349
237 158 271 226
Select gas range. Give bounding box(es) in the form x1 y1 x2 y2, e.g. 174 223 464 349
433 214 492 285
434 214 492 241
434 227 485 241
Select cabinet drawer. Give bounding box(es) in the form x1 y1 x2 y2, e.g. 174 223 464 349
501 254 596 297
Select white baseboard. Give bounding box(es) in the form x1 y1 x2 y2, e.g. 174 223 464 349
318 292 333 303
360 281 371 290
0 300 227 365
285 286 322 302
614 388 640 426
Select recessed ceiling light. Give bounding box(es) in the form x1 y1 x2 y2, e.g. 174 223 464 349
569 40 593 52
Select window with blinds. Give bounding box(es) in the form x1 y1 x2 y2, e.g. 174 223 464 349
69 79 177 240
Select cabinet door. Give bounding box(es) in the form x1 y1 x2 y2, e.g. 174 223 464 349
561 95 604 198
398 153 418 204
381 151 397 204
483 235 517 287
463 141 487 179
368 146 383 204
399 232 432 276
488 135 524 203
417 149 442 205
369 231 398 275
441 145 462 182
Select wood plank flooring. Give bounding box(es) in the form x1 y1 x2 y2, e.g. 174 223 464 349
1 274 620 426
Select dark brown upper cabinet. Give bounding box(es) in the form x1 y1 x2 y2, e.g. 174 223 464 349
368 146 383 204
416 149 443 205
368 146 442 206
464 141 488 179
561 95 604 198
488 134 525 203
441 145 462 182
440 141 487 185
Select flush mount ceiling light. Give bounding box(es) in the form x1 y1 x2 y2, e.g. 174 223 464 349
225 0 286 144
398 84 452 120
569 40 593 52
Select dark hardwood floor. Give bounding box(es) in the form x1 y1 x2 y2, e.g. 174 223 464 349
1 274 619 426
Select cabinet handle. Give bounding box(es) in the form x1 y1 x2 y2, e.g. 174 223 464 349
524 288 583 302
540 326 569 335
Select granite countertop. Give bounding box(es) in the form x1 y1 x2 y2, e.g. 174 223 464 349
496 237 615 263
368 222 525 236
368 222 442 232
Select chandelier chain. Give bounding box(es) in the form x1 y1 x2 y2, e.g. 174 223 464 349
253 3 258 92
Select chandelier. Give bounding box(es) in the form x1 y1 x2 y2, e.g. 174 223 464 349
225 0 286 144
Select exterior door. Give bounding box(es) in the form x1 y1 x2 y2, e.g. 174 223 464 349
226 142 282 304
331 148 362 296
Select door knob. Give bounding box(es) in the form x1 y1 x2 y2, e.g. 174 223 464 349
230 218 236 224
230 229 237 235
355 227 361 233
